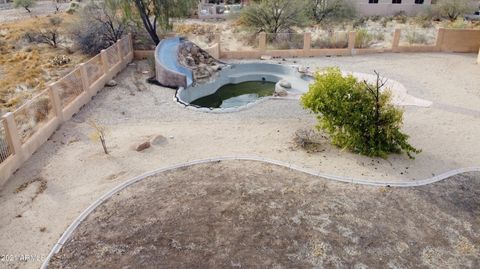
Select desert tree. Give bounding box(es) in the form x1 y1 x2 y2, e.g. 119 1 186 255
239 0 308 33
38 17 63 48
434 0 475 21
14 0 35 13
123 0 196 45
71 0 129 55
308 0 356 23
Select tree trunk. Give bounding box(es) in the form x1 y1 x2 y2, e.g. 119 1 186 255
133 0 160 45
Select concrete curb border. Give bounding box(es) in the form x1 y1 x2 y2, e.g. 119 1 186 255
40 156 480 268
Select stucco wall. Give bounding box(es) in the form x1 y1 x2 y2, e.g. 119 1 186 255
438 29 480 53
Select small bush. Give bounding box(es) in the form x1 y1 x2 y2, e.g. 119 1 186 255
353 16 368 28
405 31 429 45
267 33 304 50
301 68 420 158
446 19 469 29
354 28 373 48
312 33 348 49
370 15 381 22
394 11 408 23
414 14 434 28
66 0 79 14
380 17 393 28
293 129 325 153
33 95 51 123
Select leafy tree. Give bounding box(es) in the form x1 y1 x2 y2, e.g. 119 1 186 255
123 0 196 45
434 0 474 21
308 0 356 23
239 0 308 33
301 68 421 158
14 0 35 13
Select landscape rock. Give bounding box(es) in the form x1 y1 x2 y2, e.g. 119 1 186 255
278 79 292 89
105 80 117 87
177 40 226 84
274 83 288 97
135 141 151 152
298 66 308 73
260 55 272 60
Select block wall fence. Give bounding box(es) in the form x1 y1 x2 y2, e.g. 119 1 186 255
0 34 134 187
133 28 480 61
214 28 480 59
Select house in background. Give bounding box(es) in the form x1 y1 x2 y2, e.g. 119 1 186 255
198 0 478 19
198 0 248 19
353 0 433 16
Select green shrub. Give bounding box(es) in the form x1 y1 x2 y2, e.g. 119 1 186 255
301 68 420 158
354 28 373 48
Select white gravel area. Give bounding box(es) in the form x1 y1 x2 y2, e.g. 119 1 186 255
0 52 479 269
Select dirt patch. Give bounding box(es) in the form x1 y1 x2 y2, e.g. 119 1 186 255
14 177 47 200
49 160 479 268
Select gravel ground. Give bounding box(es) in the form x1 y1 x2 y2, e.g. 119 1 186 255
0 53 479 269
49 160 480 269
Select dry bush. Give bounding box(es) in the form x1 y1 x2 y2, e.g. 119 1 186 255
88 120 108 154
394 11 408 24
313 31 348 49
293 129 325 153
405 31 429 45
239 32 259 47
354 28 373 48
268 33 304 50
32 95 51 123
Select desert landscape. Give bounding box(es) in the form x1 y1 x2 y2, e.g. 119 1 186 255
0 0 479 268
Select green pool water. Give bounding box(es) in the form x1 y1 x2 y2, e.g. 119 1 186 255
191 81 276 109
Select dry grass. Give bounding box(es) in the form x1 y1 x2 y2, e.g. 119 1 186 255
0 14 89 112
